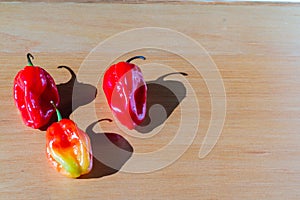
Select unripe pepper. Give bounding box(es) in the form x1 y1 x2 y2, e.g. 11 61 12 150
102 56 147 129
13 53 59 129
46 102 93 178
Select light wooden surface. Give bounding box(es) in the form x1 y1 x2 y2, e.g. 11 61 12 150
1 2 300 200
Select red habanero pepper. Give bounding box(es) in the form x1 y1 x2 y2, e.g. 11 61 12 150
103 56 147 130
46 101 93 178
13 53 59 129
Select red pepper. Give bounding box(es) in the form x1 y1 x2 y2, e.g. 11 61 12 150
102 56 147 129
13 53 60 129
46 101 93 178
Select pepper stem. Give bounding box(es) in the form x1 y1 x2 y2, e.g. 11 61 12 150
126 56 146 63
50 101 62 121
27 53 34 66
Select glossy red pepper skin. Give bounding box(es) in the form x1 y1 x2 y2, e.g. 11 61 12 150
46 118 93 178
103 56 147 129
13 54 59 129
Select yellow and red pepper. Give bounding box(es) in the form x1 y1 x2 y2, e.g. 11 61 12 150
46 102 93 178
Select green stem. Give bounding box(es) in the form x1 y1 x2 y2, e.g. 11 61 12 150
126 56 146 63
50 101 62 121
27 53 34 66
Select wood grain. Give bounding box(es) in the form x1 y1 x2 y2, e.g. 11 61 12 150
1 2 300 200
1 1 300 6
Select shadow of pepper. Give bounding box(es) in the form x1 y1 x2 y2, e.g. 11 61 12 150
40 66 97 131
80 119 133 179
135 72 188 133
39 66 97 131
56 65 97 119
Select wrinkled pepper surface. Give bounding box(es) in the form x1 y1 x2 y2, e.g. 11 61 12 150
46 102 93 178
103 56 147 129
13 53 60 129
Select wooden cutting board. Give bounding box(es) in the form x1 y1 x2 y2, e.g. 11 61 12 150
1 2 300 199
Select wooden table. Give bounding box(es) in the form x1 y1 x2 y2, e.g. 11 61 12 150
1 2 300 199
